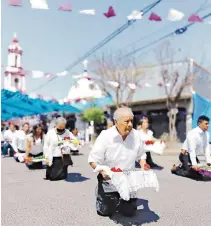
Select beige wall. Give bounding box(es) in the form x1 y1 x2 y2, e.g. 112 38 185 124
193 64 211 101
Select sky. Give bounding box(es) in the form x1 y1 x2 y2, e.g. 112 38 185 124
1 0 211 99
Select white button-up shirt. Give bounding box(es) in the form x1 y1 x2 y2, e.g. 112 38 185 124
183 127 211 165
12 130 29 152
1 132 5 142
88 126 146 171
4 130 16 143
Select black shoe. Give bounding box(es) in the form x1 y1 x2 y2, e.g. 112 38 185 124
149 163 164 170
97 210 114 217
171 164 177 174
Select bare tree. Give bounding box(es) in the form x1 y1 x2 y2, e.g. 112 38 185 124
90 51 147 108
156 41 193 141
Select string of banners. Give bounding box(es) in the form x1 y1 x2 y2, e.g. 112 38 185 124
4 74 169 105
1 63 165 80
7 0 211 24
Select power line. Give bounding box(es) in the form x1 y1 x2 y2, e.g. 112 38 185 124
32 0 162 91
118 0 210 54
123 24 173 51
122 12 211 59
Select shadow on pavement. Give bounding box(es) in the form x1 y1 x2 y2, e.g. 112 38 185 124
71 153 84 156
110 199 160 226
66 173 90 183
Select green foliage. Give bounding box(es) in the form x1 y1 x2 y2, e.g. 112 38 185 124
81 107 105 124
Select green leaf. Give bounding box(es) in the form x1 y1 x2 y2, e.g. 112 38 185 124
80 107 105 124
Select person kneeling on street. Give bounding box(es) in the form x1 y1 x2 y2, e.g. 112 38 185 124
88 107 150 217
171 115 211 181
25 124 45 170
70 128 84 155
44 117 73 181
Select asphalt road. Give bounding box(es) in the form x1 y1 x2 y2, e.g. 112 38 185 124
1 146 211 226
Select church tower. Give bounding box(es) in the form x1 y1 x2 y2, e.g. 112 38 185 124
4 33 26 91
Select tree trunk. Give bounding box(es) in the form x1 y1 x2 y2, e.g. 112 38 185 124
168 108 178 141
125 89 135 106
115 87 120 108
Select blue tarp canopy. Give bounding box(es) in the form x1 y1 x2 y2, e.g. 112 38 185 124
192 93 211 142
1 89 81 121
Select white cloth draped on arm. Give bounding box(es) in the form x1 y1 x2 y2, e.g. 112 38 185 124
139 129 165 155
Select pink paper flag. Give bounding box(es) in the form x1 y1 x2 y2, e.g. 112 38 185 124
149 12 162 21
59 2 72 12
157 82 163 87
8 0 22 7
45 73 54 79
188 14 203 22
104 6 116 18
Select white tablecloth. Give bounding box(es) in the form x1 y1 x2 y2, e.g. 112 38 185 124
94 165 159 201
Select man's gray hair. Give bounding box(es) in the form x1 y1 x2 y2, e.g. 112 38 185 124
55 117 67 125
113 107 134 121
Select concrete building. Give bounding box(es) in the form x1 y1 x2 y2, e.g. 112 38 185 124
109 59 211 142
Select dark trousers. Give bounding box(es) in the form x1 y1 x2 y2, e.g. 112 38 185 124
26 152 44 170
146 152 155 166
46 157 68 181
96 174 137 217
173 152 203 180
179 152 200 170
71 150 79 155
2 142 14 156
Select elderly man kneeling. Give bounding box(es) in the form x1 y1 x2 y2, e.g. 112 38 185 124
88 107 149 217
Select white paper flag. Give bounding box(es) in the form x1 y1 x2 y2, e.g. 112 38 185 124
29 93 38 99
108 81 119 88
56 70 68 76
58 99 64 105
79 9 96 15
32 70 45 78
165 83 171 87
127 10 143 20
128 83 136 90
81 100 87 105
30 0 49 10
167 9 184 21
145 83 152 88
73 74 87 79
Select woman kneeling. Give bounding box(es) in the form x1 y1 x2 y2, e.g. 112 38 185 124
25 124 45 169
44 117 73 181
